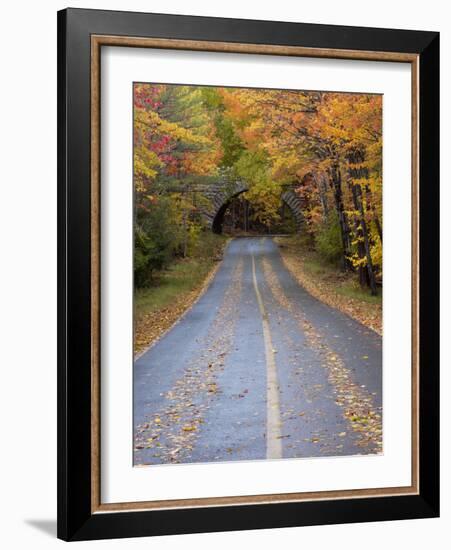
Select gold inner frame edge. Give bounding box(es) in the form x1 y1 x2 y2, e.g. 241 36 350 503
90 34 420 514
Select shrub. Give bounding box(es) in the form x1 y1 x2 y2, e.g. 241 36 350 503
134 197 178 287
315 212 343 264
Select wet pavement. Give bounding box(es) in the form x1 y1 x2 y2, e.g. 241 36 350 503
134 237 382 466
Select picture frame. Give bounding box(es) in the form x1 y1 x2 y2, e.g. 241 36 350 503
57 7 439 541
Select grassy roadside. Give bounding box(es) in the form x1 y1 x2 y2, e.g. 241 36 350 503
134 235 228 356
275 236 382 335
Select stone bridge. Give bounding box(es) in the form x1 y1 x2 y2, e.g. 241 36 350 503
195 179 304 233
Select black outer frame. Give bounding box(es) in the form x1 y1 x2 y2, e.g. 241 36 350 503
57 8 439 542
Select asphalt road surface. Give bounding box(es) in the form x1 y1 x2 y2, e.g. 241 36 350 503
134 237 382 465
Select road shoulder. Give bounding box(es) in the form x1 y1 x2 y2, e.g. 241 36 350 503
134 240 230 357
275 237 382 336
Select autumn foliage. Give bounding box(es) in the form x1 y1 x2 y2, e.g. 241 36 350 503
134 83 382 294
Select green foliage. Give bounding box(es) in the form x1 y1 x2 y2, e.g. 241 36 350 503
133 83 383 293
234 150 267 184
272 207 297 234
216 116 245 167
202 88 244 168
370 232 382 273
336 281 381 304
134 232 228 317
234 151 281 227
134 197 179 287
314 212 343 264
186 224 201 257
134 192 227 288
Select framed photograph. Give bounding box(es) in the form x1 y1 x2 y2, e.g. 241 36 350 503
57 8 439 541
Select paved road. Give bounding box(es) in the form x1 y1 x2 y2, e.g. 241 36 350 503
134 237 382 465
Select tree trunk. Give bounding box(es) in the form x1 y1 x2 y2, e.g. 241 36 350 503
182 211 188 258
350 183 371 290
245 201 249 232
347 149 378 295
232 200 236 233
364 184 383 243
315 172 329 221
328 162 352 270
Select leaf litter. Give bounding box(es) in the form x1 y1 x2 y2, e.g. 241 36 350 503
134 260 244 465
261 257 382 452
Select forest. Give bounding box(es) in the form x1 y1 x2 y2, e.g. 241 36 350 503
133 83 382 296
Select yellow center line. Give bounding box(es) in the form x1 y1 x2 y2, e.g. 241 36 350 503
251 248 282 459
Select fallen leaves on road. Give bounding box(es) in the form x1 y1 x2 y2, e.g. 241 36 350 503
134 261 222 357
275 238 382 336
134 260 244 465
262 256 382 452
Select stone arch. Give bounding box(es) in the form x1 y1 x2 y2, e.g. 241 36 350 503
203 181 249 233
205 181 304 234
280 190 304 230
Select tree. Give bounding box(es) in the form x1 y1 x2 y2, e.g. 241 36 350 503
133 83 383 293
133 84 222 285
217 87 382 291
